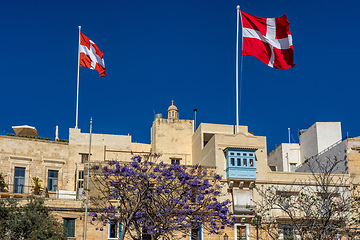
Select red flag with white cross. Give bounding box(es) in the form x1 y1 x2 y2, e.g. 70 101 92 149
79 32 107 77
241 11 295 69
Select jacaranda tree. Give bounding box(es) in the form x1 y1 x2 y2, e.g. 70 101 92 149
88 155 235 240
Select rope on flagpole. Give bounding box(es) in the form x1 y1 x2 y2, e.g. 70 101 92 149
236 5 240 133
75 26 81 129
239 8 244 131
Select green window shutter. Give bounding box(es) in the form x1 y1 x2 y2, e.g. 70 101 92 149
63 218 75 237
69 219 75 237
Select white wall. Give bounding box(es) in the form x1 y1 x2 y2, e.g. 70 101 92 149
299 122 341 162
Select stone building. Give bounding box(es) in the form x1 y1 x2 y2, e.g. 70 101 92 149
1 101 360 239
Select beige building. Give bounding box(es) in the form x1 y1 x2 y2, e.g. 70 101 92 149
1 102 360 240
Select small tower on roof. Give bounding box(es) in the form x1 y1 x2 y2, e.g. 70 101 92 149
167 100 178 119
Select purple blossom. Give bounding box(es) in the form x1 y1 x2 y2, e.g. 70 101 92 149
108 160 116 166
88 154 234 238
189 180 200 186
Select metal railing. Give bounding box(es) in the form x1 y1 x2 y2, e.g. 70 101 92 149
296 138 346 170
0 133 68 142
0 183 80 200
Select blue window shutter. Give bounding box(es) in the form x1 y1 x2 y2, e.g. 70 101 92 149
199 225 202 240
119 224 122 238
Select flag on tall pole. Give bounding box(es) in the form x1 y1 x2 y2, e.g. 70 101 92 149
79 33 107 77
235 7 295 133
240 10 295 69
75 26 106 129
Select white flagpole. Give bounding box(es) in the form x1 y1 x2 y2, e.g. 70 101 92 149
236 6 240 133
84 117 93 240
75 26 81 129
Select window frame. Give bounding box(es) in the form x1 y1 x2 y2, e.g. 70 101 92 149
289 163 297 172
234 223 249 240
190 225 202 240
48 170 58 191
80 153 89 164
77 170 84 189
108 222 122 239
63 218 76 238
13 167 26 194
224 149 257 168
170 158 181 165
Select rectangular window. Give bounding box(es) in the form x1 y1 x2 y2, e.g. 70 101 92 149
109 223 122 239
230 158 235 166
249 159 254 167
236 225 247 239
290 163 297 172
171 159 180 165
63 218 75 237
48 170 58 191
190 226 202 240
243 159 247 167
14 167 25 193
237 158 241 166
77 170 84 189
81 153 89 163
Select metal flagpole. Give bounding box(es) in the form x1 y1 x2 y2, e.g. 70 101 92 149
236 6 240 133
288 128 291 143
83 117 93 240
75 26 81 129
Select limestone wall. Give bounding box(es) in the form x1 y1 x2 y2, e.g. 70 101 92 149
151 118 193 164
0 135 70 193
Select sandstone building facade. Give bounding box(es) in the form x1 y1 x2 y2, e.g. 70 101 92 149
1 102 359 239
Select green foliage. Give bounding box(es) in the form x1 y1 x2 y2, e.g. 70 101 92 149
0 173 7 192
31 177 42 195
0 198 67 240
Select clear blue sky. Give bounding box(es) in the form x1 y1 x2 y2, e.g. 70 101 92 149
1 0 359 152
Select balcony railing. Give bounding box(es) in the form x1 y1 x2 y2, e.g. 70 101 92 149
0 183 80 200
226 166 256 179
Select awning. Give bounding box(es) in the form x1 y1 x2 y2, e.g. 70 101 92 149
12 125 39 137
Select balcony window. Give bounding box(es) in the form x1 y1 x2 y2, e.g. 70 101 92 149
48 170 58 191
14 167 25 193
224 148 257 179
237 158 241 166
